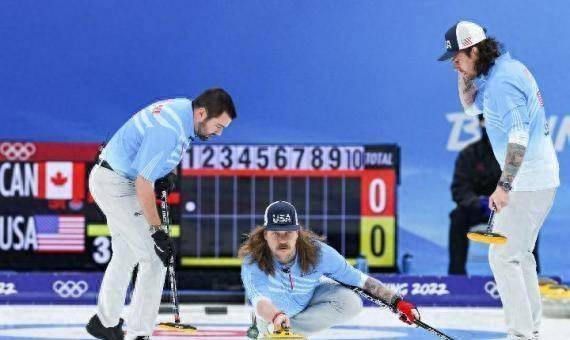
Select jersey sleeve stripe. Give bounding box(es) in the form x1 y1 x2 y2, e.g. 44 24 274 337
153 114 180 136
169 150 181 158
510 106 529 131
140 110 154 128
133 114 145 135
140 151 164 179
243 269 262 299
162 106 186 137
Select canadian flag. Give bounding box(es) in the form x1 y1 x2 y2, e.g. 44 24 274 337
37 162 85 200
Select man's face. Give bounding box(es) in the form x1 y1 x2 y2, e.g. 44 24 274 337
264 230 299 263
195 109 232 141
452 48 478 79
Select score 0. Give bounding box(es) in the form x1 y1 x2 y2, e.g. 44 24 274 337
360 170 396 267
368 178 387 214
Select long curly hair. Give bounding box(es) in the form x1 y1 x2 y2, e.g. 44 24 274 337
465 37 502 76
238 226 325 276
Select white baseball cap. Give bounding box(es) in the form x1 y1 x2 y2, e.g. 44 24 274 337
438 21 487 61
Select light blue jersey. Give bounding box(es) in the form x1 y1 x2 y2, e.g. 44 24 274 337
474 53 559 191
101 98 196 182
241 241 368 317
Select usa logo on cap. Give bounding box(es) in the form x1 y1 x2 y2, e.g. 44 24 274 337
263 201 300 231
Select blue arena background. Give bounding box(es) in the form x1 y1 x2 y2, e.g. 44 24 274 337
1 1 568 279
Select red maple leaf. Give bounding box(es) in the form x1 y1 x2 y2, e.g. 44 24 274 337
51 171 68 186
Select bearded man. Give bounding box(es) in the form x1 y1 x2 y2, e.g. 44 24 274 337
239 201 419 337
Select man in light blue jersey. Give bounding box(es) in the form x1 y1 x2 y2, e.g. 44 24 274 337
239 201 419 338
439 21 559 340
86 88 236 340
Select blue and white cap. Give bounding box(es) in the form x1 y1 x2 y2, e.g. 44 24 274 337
263 201 300 231
438 21 487 61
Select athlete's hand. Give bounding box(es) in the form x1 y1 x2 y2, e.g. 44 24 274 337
489 187 509 213
458 73 480 116
393 298 420 325
151 228 175 266
272 312 290 332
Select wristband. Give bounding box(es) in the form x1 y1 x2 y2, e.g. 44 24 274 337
272 311 286 324
389 295 402 312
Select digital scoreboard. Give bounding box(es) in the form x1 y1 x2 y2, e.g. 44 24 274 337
0 142 400 273
179 144 399 270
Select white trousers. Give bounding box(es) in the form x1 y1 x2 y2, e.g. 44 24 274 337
488 188 556 340
89 165 167 338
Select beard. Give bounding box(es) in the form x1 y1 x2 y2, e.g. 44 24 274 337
195 121 211 141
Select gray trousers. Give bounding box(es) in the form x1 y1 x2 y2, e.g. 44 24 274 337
89 165 167 338
257 283 363 337
488 188 556 340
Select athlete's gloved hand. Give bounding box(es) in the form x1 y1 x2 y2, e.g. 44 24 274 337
155 172 177 196
151 228 175 266
391 297 420 325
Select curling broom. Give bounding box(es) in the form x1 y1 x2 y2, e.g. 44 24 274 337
157 190 197 332
467 207 507 244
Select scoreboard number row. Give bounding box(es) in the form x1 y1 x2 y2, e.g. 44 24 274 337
183 145 366 171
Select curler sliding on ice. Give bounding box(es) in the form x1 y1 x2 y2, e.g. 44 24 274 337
239 201 421 339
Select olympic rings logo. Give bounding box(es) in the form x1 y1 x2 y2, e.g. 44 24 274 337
0 142 36 161
484 281 500 300
52 280 89 298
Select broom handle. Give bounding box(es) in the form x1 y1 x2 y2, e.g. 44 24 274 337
486 203 497 233
160 190 181 324
486 210 495 233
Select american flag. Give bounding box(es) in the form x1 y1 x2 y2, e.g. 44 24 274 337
35 215 85 253
462 36 472 47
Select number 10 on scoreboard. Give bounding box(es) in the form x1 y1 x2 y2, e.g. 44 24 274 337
360 169 396 268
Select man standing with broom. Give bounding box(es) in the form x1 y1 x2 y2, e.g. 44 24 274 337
86 89 236 339
438 21 559 339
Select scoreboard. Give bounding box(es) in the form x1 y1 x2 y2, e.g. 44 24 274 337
0 141 399 273
179 144 400 270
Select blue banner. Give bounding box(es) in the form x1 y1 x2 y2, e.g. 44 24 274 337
0 272 102 305
370 275 505 307
2 272 560 307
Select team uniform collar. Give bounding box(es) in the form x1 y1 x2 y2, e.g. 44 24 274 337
274 254 297 271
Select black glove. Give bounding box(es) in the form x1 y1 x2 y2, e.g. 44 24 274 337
151 228 174 266
155 172 177 195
